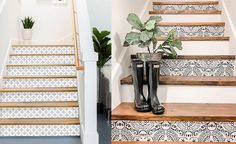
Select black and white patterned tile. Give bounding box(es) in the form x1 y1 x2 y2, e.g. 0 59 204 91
160 59 234 76
112 120 236 142
6 66 76 76
3 78 77 88
0 92 78 102
159 26 225 37
12 46 75 54
0 125 80 136
153 5 219 13
8 55 75 65
0 107 79 118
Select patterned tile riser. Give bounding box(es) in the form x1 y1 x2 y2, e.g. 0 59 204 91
0 107 79 118
3 78 77 88
0 92 78 102
153 5 219 12
159 26 225 37
160 59 234 76
8 55 75 65
6 66 76 76
0 125 80 136
12 46 75 54
112 120 236 142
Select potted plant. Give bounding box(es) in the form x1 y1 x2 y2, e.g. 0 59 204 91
21 17 35 40
92 27 111 113
124 13 183 61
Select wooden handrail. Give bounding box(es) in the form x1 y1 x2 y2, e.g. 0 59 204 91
72 0 79 67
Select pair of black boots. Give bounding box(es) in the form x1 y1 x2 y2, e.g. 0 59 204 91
131 59 165 115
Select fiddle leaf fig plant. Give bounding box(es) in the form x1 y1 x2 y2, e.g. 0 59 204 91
92 27 111 68
124 13 183 58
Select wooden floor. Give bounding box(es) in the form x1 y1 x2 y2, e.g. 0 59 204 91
113 142 236 144
120 75 236 86
112 102 236 122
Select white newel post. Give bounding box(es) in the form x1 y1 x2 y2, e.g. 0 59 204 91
76 0 99 144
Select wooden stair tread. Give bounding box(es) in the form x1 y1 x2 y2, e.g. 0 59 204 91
12 44 74 47
112 103 236 122
0 118 80 125
132 55 235 60
3 75 77 79
0 102 79 107
10 54 75 56
113 142 234 144
149 11 221 15
7 64 76 67
158 22 225 26
157 36 230 41
121 76 236 86
0 88 78 92
153 1 219 5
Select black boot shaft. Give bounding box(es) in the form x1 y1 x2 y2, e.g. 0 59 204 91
131 59 150 112
146 60 165 115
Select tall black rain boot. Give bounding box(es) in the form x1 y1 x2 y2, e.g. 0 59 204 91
146 61 165 115
131 59 150 112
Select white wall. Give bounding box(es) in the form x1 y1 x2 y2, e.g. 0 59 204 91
20 0 73 43
221 0 236 55
112 0 151 109
0 0 21 87
87 0 111 31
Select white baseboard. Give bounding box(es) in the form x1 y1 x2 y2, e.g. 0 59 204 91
80 126 99 144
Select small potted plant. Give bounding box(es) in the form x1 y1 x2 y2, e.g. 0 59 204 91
124 13 183 61
21 17 35 40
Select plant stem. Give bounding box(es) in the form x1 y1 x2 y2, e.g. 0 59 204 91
147 46 151 53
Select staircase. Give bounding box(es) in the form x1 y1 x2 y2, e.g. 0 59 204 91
0 44 80 136
112 0 236 143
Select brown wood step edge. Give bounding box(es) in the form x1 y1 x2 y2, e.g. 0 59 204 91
112 102 236 122
0 118 80 125
12 44 74 47
158 22 225 26
157 36 230 41
0 88 78 92
10 54 75 56
131 55 236 60
153 1 219 5
112 142 236 144
0 102 79 108
149 11 222 15
3 75 77 79
120 76 236 86
6 64 76 67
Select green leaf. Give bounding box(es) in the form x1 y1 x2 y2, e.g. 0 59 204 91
140 31 153 42
144 20 156 30
138 40 151 48
154 27 162 37
172 39 183 50
149 16 162 23
127 13 143 31
124 32 141 45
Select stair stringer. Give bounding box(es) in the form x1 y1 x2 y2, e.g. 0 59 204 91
0 39 13 89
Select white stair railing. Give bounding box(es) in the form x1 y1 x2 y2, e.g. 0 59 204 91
72 0 99 144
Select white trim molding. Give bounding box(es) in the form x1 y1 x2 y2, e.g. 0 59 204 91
76 0 99 143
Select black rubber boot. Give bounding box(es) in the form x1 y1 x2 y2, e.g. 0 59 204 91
131 59 150 112
146 61 165 115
